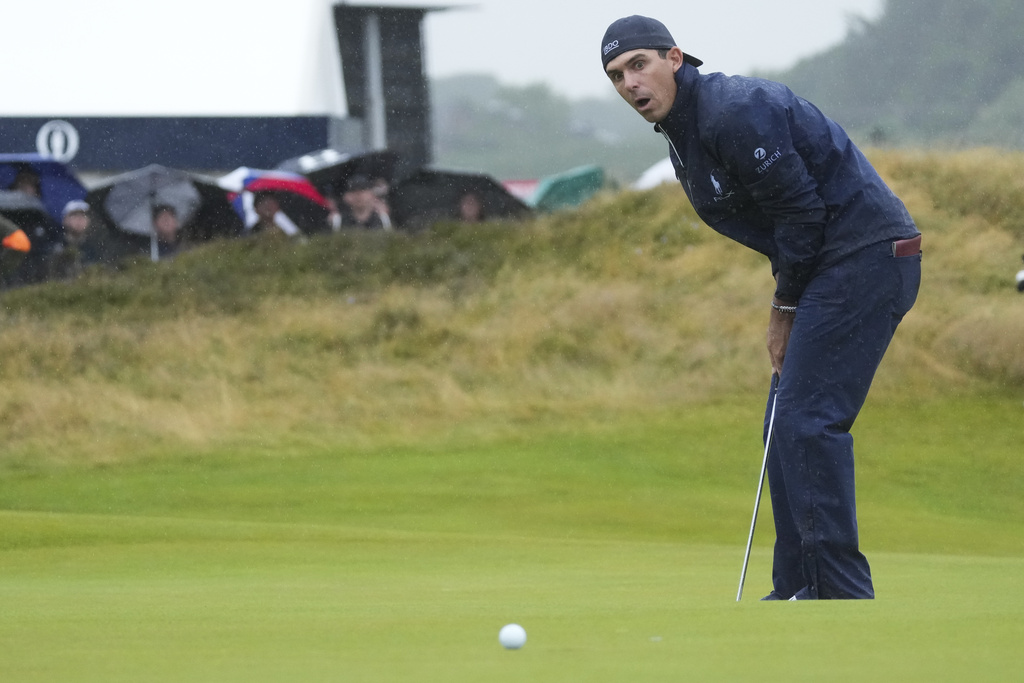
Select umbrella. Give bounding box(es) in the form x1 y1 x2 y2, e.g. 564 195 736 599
218 167 331 235
528 164 606 212
279 149 400 197
0 189 52 228
86 165 244 262
389 168 532 230
0 153 88 224
0 189 59 285
634 157 677 190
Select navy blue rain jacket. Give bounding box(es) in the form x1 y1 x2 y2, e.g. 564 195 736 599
656 63 918 302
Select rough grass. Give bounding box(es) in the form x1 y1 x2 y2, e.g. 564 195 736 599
3 150 1024 464
1 148 1022 511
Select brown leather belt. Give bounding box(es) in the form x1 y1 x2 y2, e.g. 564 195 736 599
892 235 922 257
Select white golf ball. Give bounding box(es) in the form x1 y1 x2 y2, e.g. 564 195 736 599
498 623 527 649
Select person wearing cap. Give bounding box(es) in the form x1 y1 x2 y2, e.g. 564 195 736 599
337 174 392 231
602 16 922 601
48 199 102 280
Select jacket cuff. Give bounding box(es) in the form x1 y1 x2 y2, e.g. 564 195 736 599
773 273 805 303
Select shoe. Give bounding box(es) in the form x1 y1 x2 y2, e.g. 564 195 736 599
788 586 815 600
760 591 787 601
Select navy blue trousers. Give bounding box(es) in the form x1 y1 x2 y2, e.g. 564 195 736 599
765 239 921 599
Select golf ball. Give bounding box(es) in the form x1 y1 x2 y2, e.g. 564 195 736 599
498 623 527 649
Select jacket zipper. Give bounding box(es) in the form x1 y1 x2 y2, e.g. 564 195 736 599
657 124 690 194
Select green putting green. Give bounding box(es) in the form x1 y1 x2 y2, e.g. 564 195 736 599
2 399 1021 682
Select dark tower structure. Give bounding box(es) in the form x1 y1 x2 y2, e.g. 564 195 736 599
333 3 446 178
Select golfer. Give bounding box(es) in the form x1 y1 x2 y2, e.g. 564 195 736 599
602 16 921 600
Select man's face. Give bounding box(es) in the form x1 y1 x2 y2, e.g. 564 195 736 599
605 47 683 123
343 188 377 211
154 210 179 242
63 211 90 237
459 193 482 221
254 197 280 221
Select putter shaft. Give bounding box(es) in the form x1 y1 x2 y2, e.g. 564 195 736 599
736 379 778 601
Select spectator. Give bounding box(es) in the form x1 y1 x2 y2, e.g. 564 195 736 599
152 204 183 260
337 174 392 231
458 191 485 223
371 176 391 210
9 168 42 199
250 191 305 240
1 189 58 286
0 214 32 286
48 200 101 280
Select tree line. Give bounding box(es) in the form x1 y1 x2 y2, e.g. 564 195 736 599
430 0 1024 183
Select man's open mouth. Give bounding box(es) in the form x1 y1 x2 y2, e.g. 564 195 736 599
635 97 651 109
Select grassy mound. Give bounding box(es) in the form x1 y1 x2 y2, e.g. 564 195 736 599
3 149 1023 463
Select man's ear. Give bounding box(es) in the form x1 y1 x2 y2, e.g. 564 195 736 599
668 46 685 72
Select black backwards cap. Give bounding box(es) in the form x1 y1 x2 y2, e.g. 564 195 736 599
601 15 703 70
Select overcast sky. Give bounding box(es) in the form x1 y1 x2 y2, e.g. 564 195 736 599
0 0 882 116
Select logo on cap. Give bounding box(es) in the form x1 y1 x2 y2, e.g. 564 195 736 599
603 40 619 56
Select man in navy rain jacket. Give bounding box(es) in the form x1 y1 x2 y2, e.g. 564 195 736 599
602 15 922 600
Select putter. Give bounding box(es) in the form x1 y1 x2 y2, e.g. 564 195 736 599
736 375 779 601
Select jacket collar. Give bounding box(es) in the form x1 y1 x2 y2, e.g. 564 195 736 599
654 62 699 138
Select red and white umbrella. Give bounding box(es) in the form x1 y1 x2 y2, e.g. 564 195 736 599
218 167 331 235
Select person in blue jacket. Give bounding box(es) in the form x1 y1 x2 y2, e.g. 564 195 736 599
602 15 922 600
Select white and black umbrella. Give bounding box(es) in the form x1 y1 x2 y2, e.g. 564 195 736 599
87 164 242 261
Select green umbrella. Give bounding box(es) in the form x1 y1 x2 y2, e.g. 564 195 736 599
528 165 605 212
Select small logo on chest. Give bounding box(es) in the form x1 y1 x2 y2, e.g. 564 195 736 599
711 172 734 202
